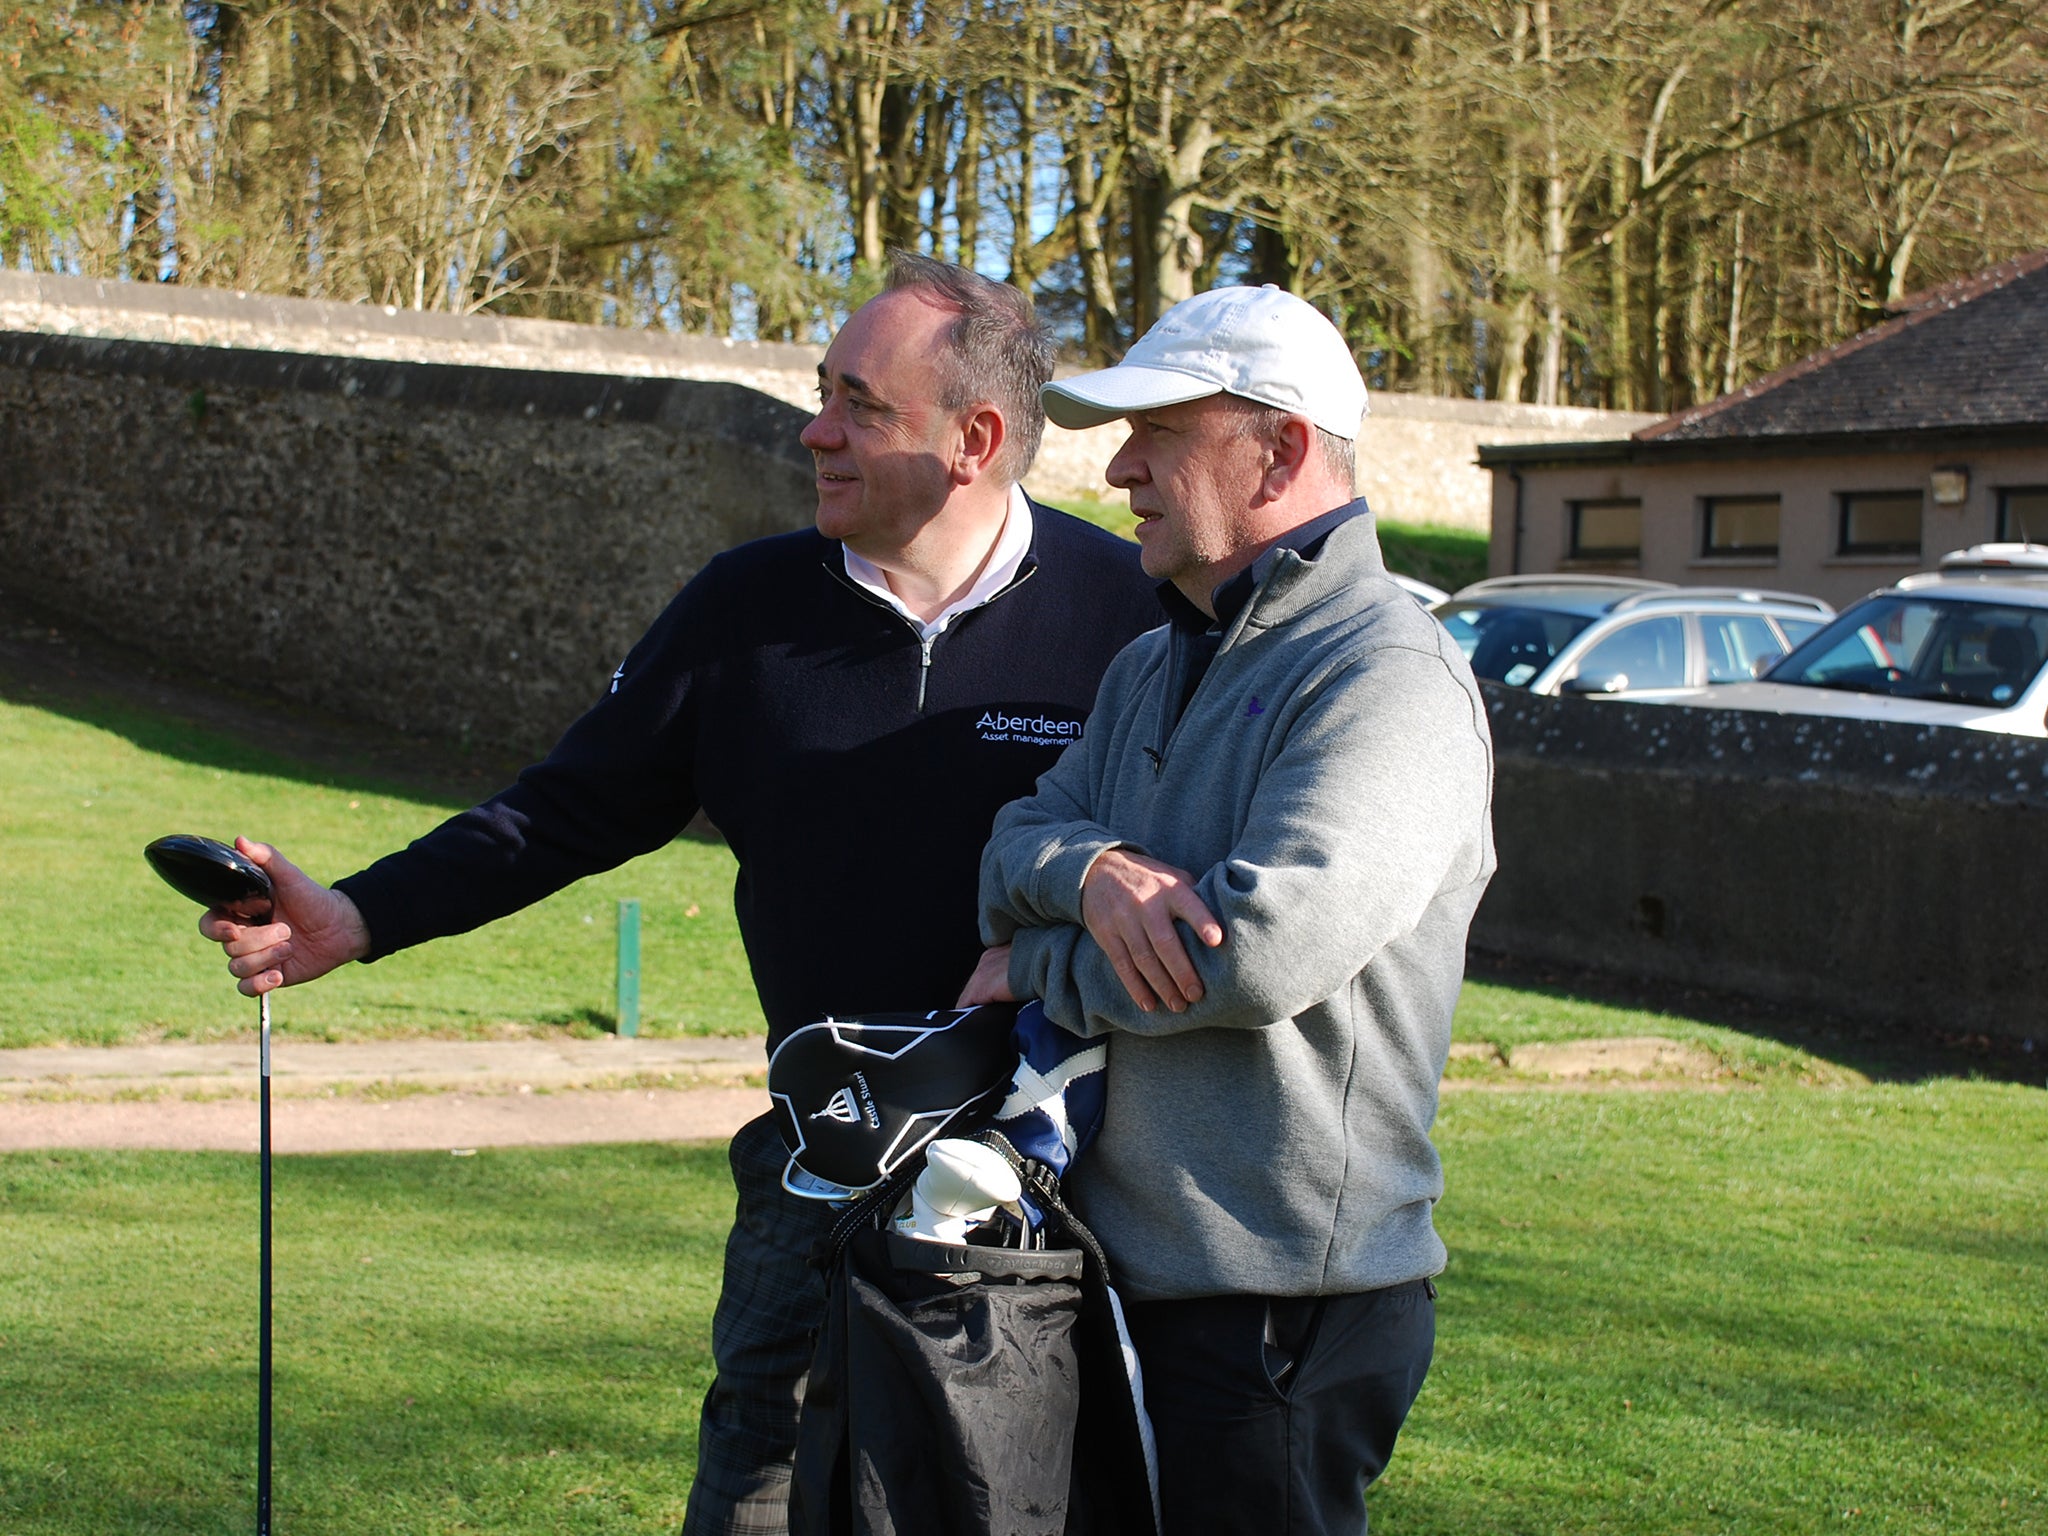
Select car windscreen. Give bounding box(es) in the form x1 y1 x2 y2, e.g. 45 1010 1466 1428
1436 603 1599 688
1767 596 2048 707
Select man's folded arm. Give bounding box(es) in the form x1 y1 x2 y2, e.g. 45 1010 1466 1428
995 645 1492 1037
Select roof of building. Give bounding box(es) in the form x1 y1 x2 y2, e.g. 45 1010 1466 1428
1477 249 2048 469
1636 250 2048 445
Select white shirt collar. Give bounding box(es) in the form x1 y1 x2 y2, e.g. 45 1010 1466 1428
841 486 1034 640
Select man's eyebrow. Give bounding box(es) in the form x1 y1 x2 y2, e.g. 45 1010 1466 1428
815 366 884 404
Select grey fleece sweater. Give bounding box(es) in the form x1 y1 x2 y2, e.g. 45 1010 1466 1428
979 512 1495 1302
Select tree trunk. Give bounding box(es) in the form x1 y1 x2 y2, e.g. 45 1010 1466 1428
1071 135 1124 359
845 11 890 272
1146 119 1214 317
1498 294 1533 403
1408 223 1444 394
1535 0 1564 406
1721 205 1747 395
1607 153 1633 410
1129 165 1161 333
1650 203 1672 413
955 88 982 266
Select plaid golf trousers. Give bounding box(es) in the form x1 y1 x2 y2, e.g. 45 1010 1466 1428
681 1112 840 1536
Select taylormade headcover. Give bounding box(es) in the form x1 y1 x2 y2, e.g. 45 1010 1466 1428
768 1005 1020 1197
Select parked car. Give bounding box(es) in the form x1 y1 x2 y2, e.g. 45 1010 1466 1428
1431 575 1835 696
1619 545 2048 736
1391 571 1450 607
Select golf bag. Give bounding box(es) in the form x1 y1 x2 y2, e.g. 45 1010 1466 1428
788 1135 1159 1536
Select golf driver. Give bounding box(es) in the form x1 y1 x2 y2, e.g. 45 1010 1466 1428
144 834 277 1536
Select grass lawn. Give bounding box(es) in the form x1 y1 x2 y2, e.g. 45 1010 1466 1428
1041 493 1489 594
0 662 1796 1074
4 631 2044 1532
4 1083 2044 1534
0 690 760 1047
0 1143 729 1533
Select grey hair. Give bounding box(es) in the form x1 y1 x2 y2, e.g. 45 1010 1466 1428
886 248 1055 481
1229 401 1358 489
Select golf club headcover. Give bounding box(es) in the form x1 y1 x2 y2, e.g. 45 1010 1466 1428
990 1001 1107 1179
769 1004 1021 1197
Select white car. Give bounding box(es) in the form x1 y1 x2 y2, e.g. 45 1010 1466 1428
1623 545 2048 736
1432 576 1834 696
1390 572 1450 607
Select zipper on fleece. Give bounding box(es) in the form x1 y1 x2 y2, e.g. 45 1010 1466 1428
823 557 1037 714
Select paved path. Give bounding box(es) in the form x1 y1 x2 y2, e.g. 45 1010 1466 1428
0 1037 772 1153
0 1034 1724 1154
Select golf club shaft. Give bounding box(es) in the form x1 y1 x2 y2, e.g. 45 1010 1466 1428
259 990 272 1536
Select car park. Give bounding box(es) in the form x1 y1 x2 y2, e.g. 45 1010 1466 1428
1617 545 2048 736
1432 575 1834 696
1390 572 1450 606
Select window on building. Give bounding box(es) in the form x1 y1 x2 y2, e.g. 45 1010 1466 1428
1568 500 1642 560
1838 491 1922 557
1701 496 1779 558
1998 487 2048 543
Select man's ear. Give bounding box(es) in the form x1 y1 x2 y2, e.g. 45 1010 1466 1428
1257 415 1315 503
951 404 1007 487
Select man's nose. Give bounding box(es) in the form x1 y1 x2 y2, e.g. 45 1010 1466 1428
1105 432 1145 488
801 405 840 451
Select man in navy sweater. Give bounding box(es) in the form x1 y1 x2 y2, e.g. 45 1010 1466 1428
198 252 1161 1534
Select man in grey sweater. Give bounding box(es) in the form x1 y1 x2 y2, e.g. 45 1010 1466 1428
958 284 1496 1534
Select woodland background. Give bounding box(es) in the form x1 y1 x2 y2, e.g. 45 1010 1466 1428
5 0 2046 411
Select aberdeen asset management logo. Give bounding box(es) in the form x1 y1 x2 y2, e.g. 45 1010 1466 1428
977 707 1085 748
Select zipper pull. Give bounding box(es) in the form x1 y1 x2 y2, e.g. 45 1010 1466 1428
917 635 935 711
1142 746 1163 774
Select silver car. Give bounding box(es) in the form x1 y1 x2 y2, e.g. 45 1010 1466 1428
1620 545 2048 737
1433 576 1835 696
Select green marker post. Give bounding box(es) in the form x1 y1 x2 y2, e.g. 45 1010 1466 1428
615 898 642 1038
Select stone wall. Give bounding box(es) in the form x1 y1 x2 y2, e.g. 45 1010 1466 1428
0 270 1656 529
5 273 2033 1034
1478 686 2048 1038
0 328 816 756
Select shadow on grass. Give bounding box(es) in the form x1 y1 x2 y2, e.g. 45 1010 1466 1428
0 583 522 810
539 1006 623 1036
1467 950 2046 1088
0 583 724 846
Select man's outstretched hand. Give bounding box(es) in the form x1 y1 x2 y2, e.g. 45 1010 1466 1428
1080 848 1224 1014
198 839 372 997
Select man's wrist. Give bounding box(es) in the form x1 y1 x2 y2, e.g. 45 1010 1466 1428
1076 842 1133 894
333 890 374 964
1064 838 1145 919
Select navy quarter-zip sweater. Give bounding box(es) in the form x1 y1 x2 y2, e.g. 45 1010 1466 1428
335 505 1161 1047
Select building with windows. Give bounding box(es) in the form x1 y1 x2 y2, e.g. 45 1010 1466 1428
1478 251 2048 609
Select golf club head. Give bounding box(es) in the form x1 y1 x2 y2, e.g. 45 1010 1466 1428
144 834 275 923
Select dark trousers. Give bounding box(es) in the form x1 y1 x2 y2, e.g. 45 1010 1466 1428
1121 1281 1436 1536
682 1113 839 1536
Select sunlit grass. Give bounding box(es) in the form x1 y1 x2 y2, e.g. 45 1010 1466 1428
3 1082 2043 1534
0 693 760 1047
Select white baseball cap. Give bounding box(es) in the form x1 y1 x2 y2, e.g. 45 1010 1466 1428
1042 285 1369 440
